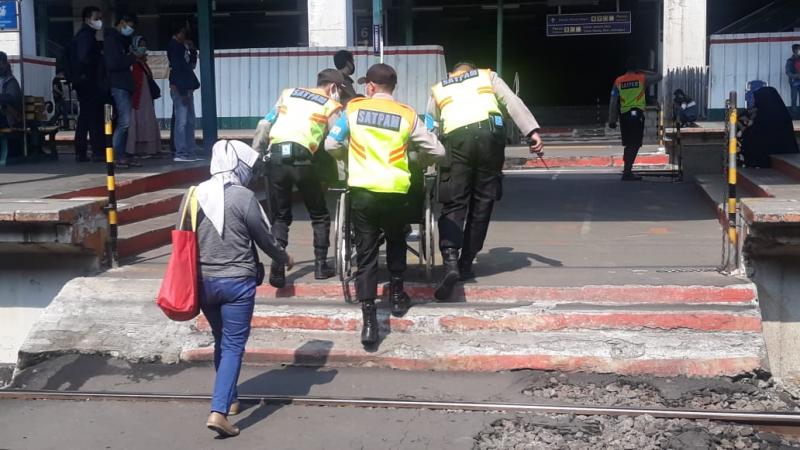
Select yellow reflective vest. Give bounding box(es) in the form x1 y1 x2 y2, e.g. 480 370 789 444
345 97 417 194
431 69 502 135
269 88 342 153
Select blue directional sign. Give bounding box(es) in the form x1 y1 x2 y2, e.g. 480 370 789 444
0 1 17 31
547 12 631 37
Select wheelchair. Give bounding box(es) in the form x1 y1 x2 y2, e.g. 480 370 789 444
331 153 437 304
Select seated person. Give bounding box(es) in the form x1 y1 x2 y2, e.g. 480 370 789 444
672 89 698 127
0 52 23 158
740 86 799 168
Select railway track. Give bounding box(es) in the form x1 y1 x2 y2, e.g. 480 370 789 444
2 389 800 430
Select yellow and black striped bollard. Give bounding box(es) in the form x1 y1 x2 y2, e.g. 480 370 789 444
726 91 738 268
104 104 118 267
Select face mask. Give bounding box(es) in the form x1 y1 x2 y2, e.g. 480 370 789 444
234 161 253 186
88 19 103 30
121 25 134 37
136 47 148 55
330 86 340 102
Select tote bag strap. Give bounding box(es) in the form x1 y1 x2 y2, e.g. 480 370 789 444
178 186 199 231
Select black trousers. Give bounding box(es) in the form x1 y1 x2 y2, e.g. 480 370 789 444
75 86 106 160
265 162 331 258
620 108 645 173
351 189 409 301
437 125 505 261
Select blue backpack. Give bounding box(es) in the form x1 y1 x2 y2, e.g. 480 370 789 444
745 80 768 109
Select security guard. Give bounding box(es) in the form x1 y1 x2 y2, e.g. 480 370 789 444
252 69 344 288
428 62 543 301
608 57 662 181
325 64 445 347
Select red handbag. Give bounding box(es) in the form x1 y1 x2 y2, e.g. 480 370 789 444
156 186 201 321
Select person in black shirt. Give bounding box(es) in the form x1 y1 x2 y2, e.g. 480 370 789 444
72 6 105 162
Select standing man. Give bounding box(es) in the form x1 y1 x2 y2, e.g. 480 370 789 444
325 64 445 347
333 50 358 105
252 69 345 288
104 13 140 168
608 57 662 181
786 44 800 108
168 24 201 162
428 62 543 301
71 6 105 162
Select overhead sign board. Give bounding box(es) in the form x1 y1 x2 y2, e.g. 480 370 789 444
547 12 631 37
0 1 17 31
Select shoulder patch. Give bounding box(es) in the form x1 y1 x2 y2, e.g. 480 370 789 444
356 109 402 132
290 88 329 105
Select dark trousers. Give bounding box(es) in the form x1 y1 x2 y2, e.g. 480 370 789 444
620 108 645 173
437 125 505 261
351 189 409 301
266 162 331 258
75 86 106 159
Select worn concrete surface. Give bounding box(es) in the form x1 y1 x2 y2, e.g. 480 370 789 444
0 253 98 364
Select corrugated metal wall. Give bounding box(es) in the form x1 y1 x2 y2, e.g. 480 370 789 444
152 45 447 128
709 32 800 109
664 67 709 118
10 56 56 101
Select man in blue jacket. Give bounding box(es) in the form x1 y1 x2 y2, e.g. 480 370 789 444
168 24 201 162
104 13 140 168
786 44 800 108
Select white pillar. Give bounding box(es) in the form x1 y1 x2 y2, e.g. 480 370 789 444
662 0 707 73
0 0 36 56
307 0 353 47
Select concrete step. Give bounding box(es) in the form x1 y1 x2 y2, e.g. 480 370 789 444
771 154 800 182
738 167 800 199
180 327 764 377
117 214 175 259
255 281 758 305
49 163 208 201
117 188 186 225
196 300 762 335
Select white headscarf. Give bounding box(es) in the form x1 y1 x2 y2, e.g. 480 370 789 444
195 140 260 236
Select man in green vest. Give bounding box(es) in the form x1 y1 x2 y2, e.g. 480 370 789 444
325 63 445 348
608 57 662 181
252 69 345 287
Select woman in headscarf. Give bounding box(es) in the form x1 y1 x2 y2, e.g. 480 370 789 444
126 36 163 158
740 86 799 168
186 140 293 437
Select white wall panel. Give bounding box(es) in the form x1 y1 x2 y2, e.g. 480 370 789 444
709 32 800 109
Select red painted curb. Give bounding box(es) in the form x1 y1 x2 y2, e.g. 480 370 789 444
197 311 761 333
771 156 800 183
738 172 772 198
48 165 209 201
118 226 174 259
519 154 669 169
181 347 761 377
119 194 183 225
256 284 757 304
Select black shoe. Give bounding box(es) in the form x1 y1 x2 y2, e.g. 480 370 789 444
269 263 286 288
389 274 411 318
314 258 335 280
435 249 460 301
360 300 379 347
621 172 643 181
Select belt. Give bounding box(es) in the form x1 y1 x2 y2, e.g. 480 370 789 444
270 142 313 166
446 119 492 136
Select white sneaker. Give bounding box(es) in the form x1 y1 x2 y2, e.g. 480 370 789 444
174 157 200 162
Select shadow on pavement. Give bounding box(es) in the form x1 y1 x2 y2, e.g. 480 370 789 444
234 340 338 432
471 247 564 278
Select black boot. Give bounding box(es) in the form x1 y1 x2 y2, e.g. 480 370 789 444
360 300 379 347
389 274 411 318
269 263 286 289
435 248 460 301
314 257 335 280
458 254 475 281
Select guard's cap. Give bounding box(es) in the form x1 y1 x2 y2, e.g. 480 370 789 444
357 63 397 87
317 68 345 87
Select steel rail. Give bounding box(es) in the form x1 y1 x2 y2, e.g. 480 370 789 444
2 389 800 426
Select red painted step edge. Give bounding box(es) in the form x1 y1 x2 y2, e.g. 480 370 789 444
771 156 800 182
256 284 757 304
181 347 761 377
195 311 761 333
737 173 772 198
119 194 183 225
520 154 668 169
118 226 174 259
48 165 208 201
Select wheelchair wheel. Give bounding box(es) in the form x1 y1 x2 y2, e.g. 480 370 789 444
333 191 349 281
422 178 436 282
